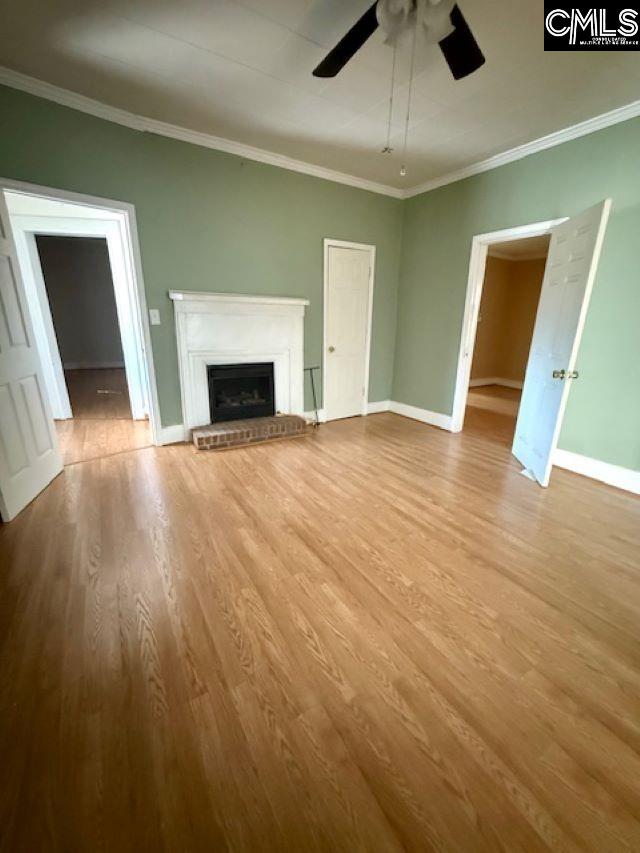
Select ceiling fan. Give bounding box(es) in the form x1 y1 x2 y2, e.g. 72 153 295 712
312 0 485 81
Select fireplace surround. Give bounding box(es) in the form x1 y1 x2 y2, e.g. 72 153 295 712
170 290 309 434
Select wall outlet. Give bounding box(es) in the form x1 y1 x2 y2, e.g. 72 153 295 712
149 308 161 326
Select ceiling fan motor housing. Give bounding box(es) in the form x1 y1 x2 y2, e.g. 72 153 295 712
376 0 456 45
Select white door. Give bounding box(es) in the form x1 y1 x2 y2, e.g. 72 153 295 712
0 193 63 521
324 243 373 421
512 199 611 486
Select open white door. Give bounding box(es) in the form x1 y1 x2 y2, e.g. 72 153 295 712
512 199 611 486
0 193 63 521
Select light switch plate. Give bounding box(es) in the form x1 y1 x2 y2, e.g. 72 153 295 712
149 308 161 326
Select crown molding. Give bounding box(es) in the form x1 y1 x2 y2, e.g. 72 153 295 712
404 98 640 198
0 67 404 199
1 66 639 202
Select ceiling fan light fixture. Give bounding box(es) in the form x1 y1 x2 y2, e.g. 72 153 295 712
376 0 455 45
312 0 484 81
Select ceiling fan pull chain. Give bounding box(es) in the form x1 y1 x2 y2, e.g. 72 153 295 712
400 22 418 177
382 42 398 154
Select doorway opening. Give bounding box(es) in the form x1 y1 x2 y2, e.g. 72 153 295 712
4 186 158 466
452 202 611 487
451 218 564 437
465 234 550 439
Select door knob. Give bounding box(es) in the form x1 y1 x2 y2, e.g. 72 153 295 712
553 369 579 379
328 346 335 353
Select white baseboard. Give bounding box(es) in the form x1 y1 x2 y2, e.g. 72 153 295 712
388 400 453 431
306 404 389 421
469 377 523 390
366 400 391 414
63 361 125 370
157 423 188 445
304 408 326 423
553 448 640 495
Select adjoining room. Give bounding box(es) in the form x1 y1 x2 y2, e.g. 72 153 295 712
465 234 549 443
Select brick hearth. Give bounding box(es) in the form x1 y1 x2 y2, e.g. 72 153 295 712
192 414 308 450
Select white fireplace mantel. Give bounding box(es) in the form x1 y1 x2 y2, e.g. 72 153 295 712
170 290 309 431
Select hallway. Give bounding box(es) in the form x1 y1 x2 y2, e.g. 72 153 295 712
55 368 151 465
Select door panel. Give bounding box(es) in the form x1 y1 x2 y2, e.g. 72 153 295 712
0 192 63 521
0 383 30 474
0 254 29 347
20 374 55 457
512 200 611 486
324 244 372 421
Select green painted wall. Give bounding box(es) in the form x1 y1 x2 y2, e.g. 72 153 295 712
1 83 638 472
0 85 403 427
394 118 640 471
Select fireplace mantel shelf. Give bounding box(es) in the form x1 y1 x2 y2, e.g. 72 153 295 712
169 290 309 307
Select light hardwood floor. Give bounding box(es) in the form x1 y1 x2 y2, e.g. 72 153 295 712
1 409 639 851
56 368 151 465
467 383 522 417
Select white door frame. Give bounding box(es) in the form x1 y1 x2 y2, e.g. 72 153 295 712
11 214 145 420
322 238 375 420
11 220 72 419
450 217 567 433
0 178 161 445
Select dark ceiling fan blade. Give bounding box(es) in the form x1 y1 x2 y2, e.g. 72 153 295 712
438 4 485 80
312 2 379 78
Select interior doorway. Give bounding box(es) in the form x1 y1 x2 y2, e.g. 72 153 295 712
465 234 550 431
4 186 157 467
452 202 611 487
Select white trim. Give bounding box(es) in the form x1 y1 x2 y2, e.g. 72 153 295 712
63 361 125 370
169 290 309 307
405 99 640 198
0 67 402 200
468 377 523 390
304 408 327 423
366 400 391 414
451 217 565 434
0 177 161 445
11 225 72 418
323 238 376 423
3 66 638 202
304 402 388 420
8 211 148 421
157 423 188 445
389 401 453 431
553 449 640 496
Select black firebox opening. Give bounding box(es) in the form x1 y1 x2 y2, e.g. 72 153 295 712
207 362 275 423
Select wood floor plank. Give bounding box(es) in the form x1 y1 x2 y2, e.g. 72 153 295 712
55 369 152 465
1 409 639 851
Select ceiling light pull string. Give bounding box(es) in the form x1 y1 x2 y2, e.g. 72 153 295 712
400 22 418 178
382 42 398 154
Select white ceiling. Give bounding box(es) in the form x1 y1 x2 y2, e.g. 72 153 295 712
1 0 639 190
489 234 550 260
